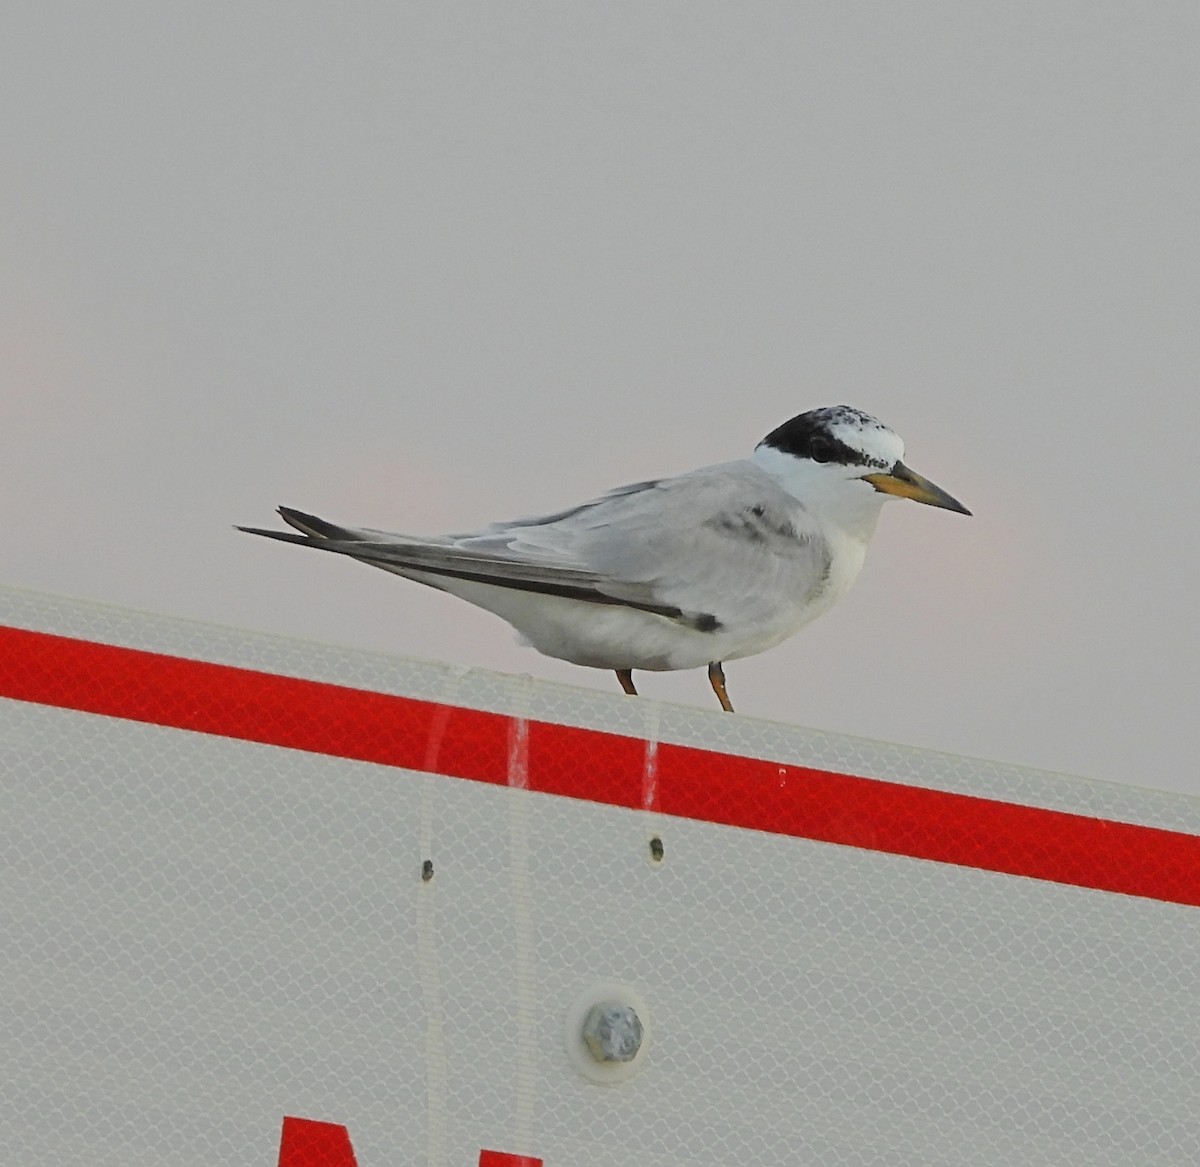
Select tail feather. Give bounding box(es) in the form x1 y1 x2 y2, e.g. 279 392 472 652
236 506 391 547
234 524 310 545
278 506 357 540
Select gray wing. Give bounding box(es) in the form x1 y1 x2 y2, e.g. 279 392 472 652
479 461 832 627
237 503 697 623
238 461 828 628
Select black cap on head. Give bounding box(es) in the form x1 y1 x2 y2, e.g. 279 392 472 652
758 406 890 468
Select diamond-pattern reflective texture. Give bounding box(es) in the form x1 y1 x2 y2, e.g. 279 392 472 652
3 584 1200 1166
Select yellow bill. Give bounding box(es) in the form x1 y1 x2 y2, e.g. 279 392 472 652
863 462 971 515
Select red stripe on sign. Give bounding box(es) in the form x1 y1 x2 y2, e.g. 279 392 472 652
480 1152 543 1167
277 1117 357 1167
4 624 1200 908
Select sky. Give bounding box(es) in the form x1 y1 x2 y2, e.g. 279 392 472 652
3 3 1198 796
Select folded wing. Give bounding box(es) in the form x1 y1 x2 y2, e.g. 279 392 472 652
238 462 829 632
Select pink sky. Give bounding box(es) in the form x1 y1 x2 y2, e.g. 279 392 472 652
3 3 1198 795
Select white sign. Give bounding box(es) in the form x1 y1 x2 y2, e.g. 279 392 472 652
3 585 1199 1165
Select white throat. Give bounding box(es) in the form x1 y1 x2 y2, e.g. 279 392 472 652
753 444 889 543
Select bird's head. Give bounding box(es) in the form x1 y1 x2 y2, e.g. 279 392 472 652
753 405 970 533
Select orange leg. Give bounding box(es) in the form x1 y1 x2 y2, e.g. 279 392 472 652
707 661 734 713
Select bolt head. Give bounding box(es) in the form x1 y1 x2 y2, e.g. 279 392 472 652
581 1002 644 1063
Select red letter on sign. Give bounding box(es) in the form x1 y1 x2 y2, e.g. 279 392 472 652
278 1117 359 1167
479 1153 543 1167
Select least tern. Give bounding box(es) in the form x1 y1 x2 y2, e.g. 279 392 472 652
240 405 969 712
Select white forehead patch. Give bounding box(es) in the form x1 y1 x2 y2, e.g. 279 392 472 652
824 408 905 468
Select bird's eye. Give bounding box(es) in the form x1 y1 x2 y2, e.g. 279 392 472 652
809 437 837 463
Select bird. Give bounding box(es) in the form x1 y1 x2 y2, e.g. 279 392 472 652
239 405 969 713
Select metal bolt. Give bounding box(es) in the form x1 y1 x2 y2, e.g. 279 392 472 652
581 1002 644 1064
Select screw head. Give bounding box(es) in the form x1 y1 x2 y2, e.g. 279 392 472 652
565 982 651 1084
581 1002 644 1064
